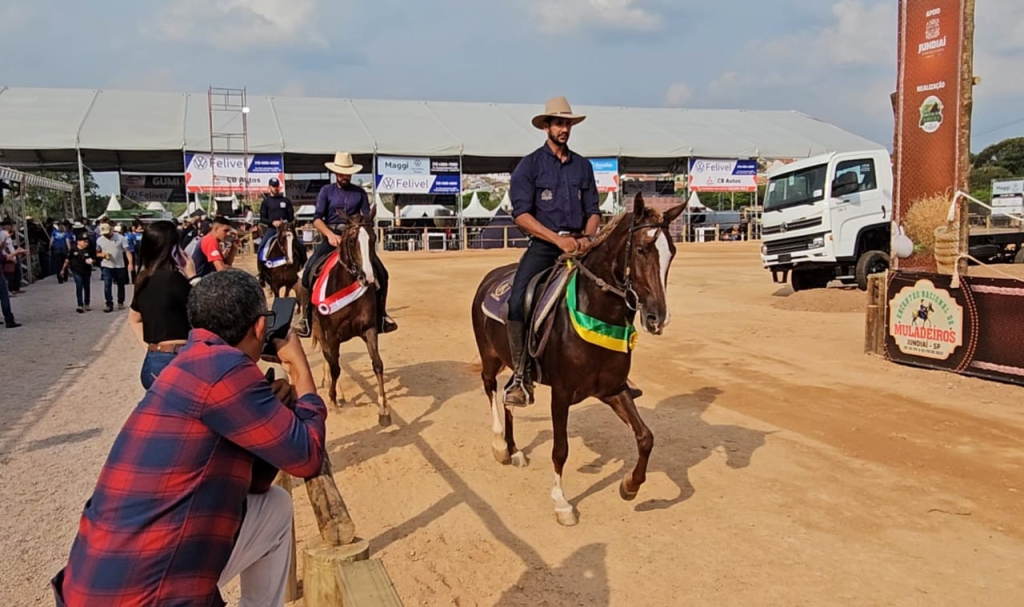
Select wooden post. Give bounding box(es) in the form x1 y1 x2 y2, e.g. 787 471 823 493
957 0 976 278
864 272 888 356
274 472 300 603
302 455 371 606
303 456 356 545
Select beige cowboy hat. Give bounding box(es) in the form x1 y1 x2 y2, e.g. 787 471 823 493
324 152 363 175
531 96 587 130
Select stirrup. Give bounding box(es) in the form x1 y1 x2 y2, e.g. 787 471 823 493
503 377 530 407
295 318 312 338
379 315 398 334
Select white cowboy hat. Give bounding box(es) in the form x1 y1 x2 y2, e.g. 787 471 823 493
324 152 363 175
532 96 587 130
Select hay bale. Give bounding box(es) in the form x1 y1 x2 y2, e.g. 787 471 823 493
902 192 956 253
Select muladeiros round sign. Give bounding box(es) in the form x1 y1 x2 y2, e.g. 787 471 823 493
888 278 964 360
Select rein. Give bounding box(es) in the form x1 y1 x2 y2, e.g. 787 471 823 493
568 213 670 311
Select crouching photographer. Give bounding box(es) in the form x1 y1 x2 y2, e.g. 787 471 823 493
51 269 326 607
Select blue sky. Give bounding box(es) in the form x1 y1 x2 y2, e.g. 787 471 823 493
1 0 1021 193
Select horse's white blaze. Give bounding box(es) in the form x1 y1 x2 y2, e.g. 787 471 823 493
284 232 294 265
357 227 375 284
646 228 657 238
551 474 572 513
655 231 672 326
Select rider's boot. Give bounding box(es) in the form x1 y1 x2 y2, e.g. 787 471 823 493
503 320 532 407
295 299 313 338
626 377 644 399
378 294 398 334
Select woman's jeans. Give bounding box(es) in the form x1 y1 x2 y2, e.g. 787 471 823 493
72 272 91 307
141 350 177 390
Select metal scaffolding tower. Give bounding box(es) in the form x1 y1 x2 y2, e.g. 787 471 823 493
207 86 250 213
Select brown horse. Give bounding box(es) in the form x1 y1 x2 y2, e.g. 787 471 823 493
471 193 686 526
261 220 303 298
308 208 391 426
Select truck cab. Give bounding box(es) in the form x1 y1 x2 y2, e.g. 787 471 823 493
760 150 892 291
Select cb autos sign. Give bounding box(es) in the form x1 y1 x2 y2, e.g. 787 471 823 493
184 153 285 194
375 156 461 195
688 158 758 192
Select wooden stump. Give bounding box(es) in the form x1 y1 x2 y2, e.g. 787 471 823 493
338 559 404 607
302 537 371 606
273 472 300 603
864 272 888 356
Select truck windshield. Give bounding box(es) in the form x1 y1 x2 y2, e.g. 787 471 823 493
765 165 828 212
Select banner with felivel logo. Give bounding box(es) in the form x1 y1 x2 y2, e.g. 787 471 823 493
375 156 461 195
589 158 619 193
687 158 758 192
119 174 187 203
184 153 285 194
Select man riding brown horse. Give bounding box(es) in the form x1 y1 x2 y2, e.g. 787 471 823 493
295 152 396 338
257 178 306 286
504 96 641 407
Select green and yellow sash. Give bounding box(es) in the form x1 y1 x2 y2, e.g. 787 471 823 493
565 265 637 353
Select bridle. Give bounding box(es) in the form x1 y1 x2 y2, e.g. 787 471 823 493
330 223 368 284
571 211 671 312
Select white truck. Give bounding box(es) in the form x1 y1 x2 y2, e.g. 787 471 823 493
760 150 893 291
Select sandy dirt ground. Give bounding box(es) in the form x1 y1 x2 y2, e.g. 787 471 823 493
1 242 1023 606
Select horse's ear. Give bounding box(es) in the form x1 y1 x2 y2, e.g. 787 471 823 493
633 192 645 217
663 201 688 224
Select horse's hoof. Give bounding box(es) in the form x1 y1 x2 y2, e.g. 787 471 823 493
619 476 639 502
492 440 511 465
510 451 529 468
378 413 392 427
555 508 579 527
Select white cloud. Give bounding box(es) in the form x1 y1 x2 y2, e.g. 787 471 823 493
157 0 325 49
664 83 692 107
761 0 895 67
529 0 661 34
0 4 33 33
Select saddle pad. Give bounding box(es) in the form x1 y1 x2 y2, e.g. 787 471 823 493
311 251 368 316
481 264 572 334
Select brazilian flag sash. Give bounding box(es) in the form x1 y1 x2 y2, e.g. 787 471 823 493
565 266 637 353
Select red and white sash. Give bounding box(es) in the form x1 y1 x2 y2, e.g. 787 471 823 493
311 251 368 315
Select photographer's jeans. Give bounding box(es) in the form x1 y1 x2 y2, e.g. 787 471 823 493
101 267 127 308
141 351 177 390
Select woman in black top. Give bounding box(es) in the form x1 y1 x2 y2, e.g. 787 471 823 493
128 221 196 389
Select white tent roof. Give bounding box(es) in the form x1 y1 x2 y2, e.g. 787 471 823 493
685 191 708 212
462 191 495 219
145 201 166 212
400 204 449 219
0 86 886 173
600 191 618 215
373 191 394 221
296 204 316 217
499 191 513 212
104 194 121 212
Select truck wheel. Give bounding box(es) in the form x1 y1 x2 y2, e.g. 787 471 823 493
791 269 830 292
856 250 890 290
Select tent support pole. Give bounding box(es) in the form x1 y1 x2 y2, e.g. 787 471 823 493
77 148 88 217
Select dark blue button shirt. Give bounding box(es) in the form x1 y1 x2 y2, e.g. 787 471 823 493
509 145 600 233
314 183 370 224
259 194 295 225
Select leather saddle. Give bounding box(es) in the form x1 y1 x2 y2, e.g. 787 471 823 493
482 263 571 338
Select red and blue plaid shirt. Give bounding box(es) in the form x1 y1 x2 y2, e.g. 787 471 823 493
51 328 327 606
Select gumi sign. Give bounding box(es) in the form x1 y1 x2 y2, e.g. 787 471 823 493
888 278 964 360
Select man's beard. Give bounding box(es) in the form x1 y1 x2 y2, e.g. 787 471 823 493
548 133 568 149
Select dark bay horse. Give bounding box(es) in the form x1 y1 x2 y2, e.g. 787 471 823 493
309 208 391 426
471 193 687 526
261 220 303 298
